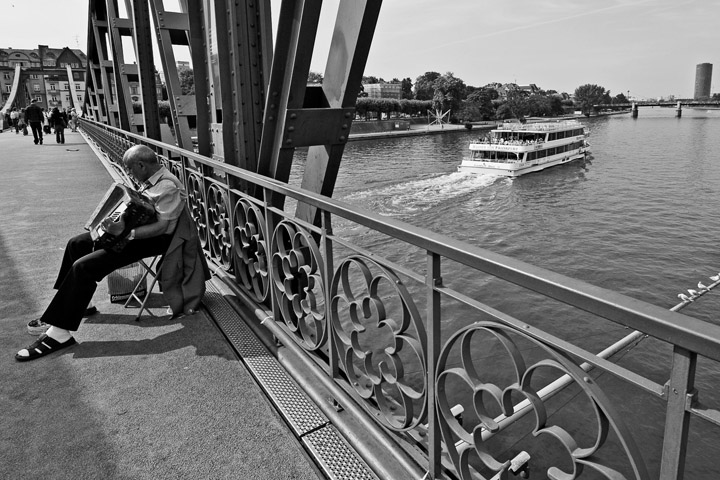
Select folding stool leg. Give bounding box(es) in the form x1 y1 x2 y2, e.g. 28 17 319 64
123 256 161 320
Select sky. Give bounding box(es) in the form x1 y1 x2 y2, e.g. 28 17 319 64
3 0 719 99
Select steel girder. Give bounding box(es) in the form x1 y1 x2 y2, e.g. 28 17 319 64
296 0 382 224
130 0 162 140
86 1 115 125
185 0 273 176
84 0 159 136
105 0 140 133
146 0 197 151
256 0 382 223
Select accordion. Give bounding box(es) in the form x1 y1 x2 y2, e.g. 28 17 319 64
85 183 157 252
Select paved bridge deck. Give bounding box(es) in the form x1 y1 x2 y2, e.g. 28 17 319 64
0 129 324 479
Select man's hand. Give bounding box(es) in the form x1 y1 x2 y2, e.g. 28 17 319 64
101 216 126 237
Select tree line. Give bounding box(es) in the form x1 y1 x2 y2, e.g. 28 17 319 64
351 71 632 122
139 66 631 124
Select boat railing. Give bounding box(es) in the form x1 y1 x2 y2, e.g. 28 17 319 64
81 118 720 480
499 120 583 131
472 137 545 146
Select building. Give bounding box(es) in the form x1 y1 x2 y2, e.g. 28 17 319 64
694 63 713 99
0 45 87 112
491 83 540 100
363 83 402 99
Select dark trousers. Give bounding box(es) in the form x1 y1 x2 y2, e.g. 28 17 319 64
55 126 65 144
41 232 172 331
29 121 43 144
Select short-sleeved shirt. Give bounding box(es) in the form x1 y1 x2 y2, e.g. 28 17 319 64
139 166 187 235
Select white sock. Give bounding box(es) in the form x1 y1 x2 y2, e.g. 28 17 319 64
17 326 73 358
46 326 73 343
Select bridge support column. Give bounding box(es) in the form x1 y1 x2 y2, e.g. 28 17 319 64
632 102 638 118
676 101 682 118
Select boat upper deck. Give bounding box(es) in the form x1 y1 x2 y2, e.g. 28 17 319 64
494 120 585 132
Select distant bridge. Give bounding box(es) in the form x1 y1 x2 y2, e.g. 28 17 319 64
593 100 720 117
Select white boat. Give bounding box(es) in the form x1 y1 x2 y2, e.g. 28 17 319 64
457 120 590 177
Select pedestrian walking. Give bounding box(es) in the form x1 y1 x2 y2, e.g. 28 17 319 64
25 100 45 145
18 109 28 136
10 108 19 134
49 107 68 144
42 108 51 135
69 108 78 132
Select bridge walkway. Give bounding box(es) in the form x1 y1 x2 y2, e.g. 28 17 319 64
0 129 380 479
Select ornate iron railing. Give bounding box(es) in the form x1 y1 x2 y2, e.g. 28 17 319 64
80 119 720 480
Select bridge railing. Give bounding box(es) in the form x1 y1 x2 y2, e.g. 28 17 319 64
80 118 720 480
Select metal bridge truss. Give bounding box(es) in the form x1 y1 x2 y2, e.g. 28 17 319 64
78 1 720 479
83 0 379 225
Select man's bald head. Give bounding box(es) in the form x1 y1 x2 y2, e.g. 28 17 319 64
122 145 161 182
123 145 158 167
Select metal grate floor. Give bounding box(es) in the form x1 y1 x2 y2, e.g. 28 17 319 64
203 281 378 480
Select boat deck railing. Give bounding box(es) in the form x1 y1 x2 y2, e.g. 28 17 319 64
81 118 720 480
497 119 583 131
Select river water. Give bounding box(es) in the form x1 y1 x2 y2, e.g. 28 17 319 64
290 108 720 477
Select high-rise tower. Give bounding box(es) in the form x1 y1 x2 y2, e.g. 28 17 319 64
694 63 713 99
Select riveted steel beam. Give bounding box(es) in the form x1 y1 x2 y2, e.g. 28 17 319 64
148 0 195 151
187 0 272 177
282 107 355 147
130 0 162 140
256 0 382 220
86 4 116 125
105 0 138 133
185 0 210 157
257 0 323 193
221 0 273 175
295 0 382 225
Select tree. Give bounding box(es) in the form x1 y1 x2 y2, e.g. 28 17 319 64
362 75 383 84
177 65 195 95
432 72 467 119
613 92 629 104
548 95 566 116
526 94 552 117
400 77 413 99
497 89 530 120
574 84 607 115
414 71 441 100
307 71 323 84
458 88 496 121
158 100 172 125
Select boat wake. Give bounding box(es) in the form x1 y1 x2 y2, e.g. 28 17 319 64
341 171 501 216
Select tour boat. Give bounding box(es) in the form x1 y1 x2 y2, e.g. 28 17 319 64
458 120 590 177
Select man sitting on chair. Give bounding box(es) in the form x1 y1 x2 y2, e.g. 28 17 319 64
16 145 188 362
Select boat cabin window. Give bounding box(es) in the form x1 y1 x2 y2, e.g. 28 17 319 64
471 150 519 163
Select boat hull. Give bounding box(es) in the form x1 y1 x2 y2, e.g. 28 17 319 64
458 150 588 177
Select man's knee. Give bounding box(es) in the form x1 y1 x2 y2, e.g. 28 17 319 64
66 232 94 257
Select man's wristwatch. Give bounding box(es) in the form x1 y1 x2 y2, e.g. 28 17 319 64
128 229 136 241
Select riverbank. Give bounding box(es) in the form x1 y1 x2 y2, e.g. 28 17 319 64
348 122 474 141
347 111 627 141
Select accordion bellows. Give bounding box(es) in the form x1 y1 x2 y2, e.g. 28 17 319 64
85 183 157 252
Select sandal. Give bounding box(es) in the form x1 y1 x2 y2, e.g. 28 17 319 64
15 334 77 362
